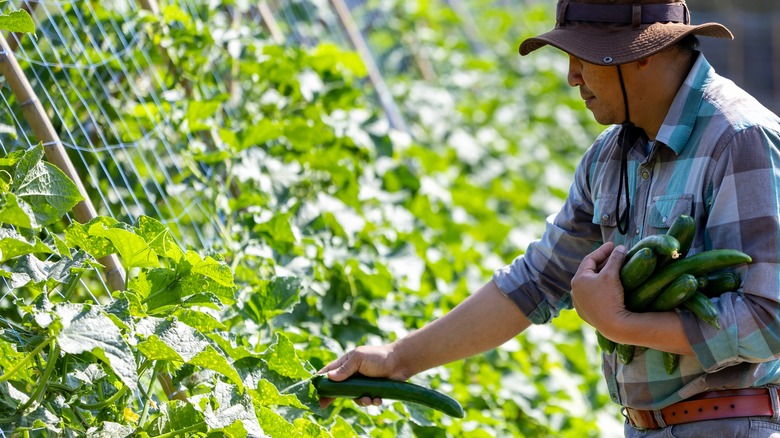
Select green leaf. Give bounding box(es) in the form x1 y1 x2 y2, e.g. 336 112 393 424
243 276 301 324
9 254 51 288
0 227 54 263
259 333 312 380
255 212 297 251
148 402 207 436
186 100 223 132
90 225 159 269
190 380 263 436
135 317 209 363
0 338 33 382
189 345 244 391
252 380 307 409
240 119 282 150
183 250 235 289
137 268 180 314
256 406 297 437
14 159 82 227
65 217 118 258
136 335 182 362
137 215 184 261
11 144 44 187
56 303 138 391
0 10 35 33
0 192 35 228
173 309 226 332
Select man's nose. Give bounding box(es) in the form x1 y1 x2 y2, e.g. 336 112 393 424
567 56 583 87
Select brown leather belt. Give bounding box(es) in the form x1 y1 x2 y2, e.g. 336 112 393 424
625 387 779 430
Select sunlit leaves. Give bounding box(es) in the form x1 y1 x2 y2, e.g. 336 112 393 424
0 144 82 228
56 303 139 391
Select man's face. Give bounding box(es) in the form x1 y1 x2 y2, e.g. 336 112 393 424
567 55 626 125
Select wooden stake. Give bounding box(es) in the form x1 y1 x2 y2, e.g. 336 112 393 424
258 1 285 44
0 33 126 292
328 0 409 133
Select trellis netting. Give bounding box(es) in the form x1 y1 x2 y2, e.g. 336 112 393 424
0 0 615 436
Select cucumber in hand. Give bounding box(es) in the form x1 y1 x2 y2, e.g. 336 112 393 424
313 375 465 418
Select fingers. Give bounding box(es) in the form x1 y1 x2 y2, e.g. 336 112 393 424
601 244 627 274
317 352 352 381
318 349 386 409
576 241 616 275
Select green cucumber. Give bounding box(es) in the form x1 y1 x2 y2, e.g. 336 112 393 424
700 272 742 298
313 375 465 418
625 234 681 262
646 274 699 312
681 291 720 329
657 215 696 266
616 343 635 365
596 331 616 354
620 247 658 291
625 249 751 311
663 351 680 375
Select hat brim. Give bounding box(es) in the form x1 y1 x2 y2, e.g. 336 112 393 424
519 22 733 65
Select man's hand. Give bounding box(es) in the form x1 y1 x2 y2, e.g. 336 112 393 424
570 242 629 336
317 344 408 409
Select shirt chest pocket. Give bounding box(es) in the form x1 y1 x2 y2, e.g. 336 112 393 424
646 194 694 232
591 193 693 242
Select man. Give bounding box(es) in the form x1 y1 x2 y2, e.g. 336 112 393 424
320 0 780 435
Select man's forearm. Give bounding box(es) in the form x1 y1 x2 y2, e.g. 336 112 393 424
392 280 531 377
603 311 694 356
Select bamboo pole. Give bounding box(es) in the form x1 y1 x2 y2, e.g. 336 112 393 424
328 0 409 133
258 1 284 44
0 33 126 292
136 0 159 16
443 0 486 54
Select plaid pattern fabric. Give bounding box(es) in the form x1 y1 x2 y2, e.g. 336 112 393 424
493 53 780 410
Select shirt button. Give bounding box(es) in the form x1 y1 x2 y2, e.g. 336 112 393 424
601 214 609 223
635 228 641 235
610 392 618 402
641 170 650 179
662 216 668 224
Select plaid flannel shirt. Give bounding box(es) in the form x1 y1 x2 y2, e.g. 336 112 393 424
493 53 780 410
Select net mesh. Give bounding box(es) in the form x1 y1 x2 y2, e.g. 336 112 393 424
0 0 468 317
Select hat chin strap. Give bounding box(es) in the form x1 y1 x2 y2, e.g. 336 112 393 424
615 64 633 236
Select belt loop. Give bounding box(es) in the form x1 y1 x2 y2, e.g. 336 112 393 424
769 385 780 420
653 409 667 428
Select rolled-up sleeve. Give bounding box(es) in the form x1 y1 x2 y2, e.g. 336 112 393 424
493 145 605 324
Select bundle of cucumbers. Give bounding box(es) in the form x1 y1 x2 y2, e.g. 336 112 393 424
596 214 752 374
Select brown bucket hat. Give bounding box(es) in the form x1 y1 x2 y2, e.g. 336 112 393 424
519 0 733 66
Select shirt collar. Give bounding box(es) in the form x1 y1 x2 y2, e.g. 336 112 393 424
655 51 712 155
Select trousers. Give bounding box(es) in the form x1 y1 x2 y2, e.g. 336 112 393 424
624 417 780 437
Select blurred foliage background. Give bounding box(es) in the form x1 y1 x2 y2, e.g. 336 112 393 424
1 0 772 436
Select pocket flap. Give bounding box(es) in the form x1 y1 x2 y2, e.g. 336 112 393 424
647 194 693 229
593 194 626 227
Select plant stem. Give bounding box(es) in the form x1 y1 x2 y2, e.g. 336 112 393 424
18 343 60 412
138 360 161 426
58 268 85 302
155 421 207 438
0 336 53 382
73 384 129 410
